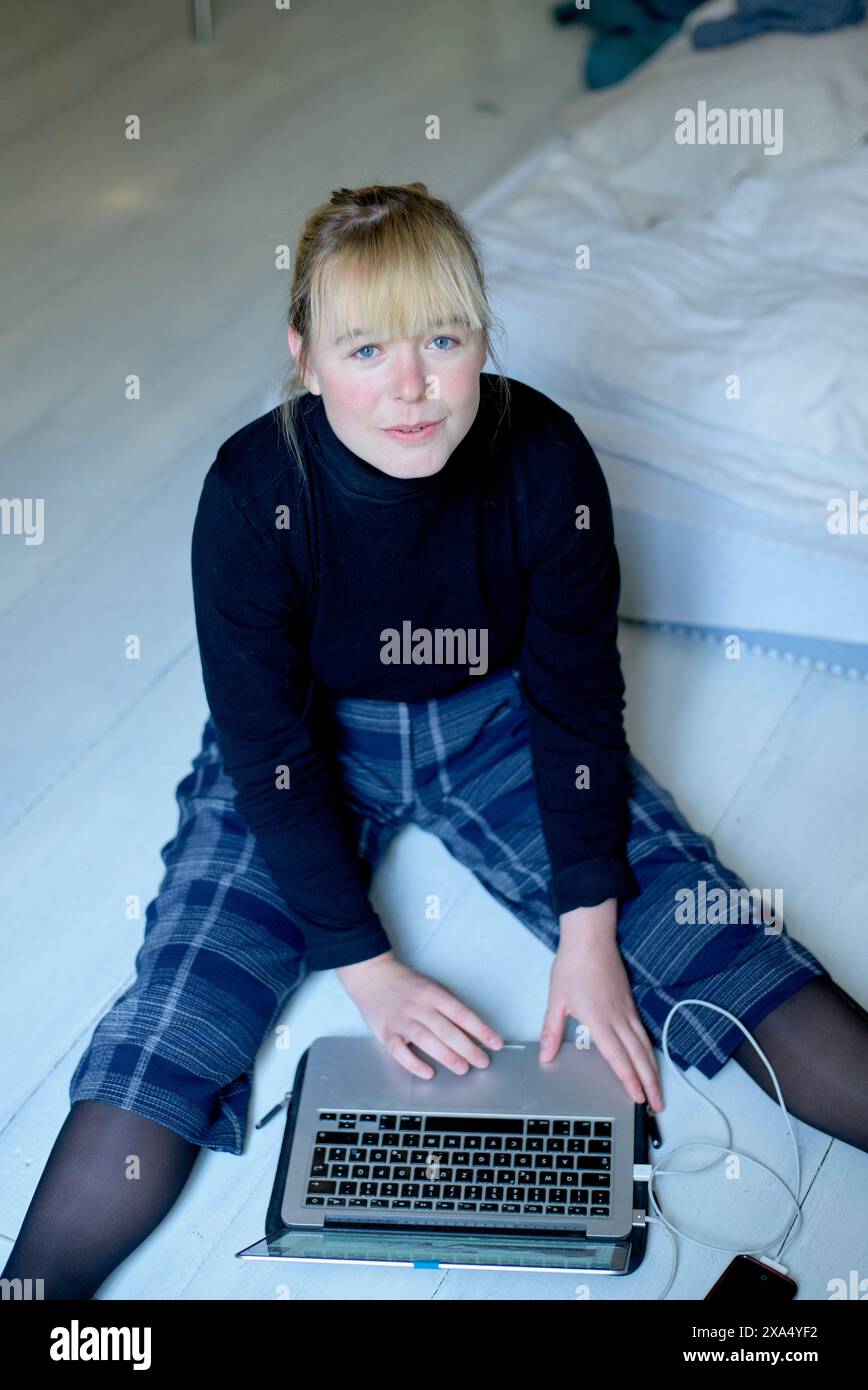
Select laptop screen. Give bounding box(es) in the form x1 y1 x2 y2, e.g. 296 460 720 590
238 1227 630 1272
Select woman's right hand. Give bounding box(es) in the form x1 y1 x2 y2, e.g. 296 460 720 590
336 951 504 1079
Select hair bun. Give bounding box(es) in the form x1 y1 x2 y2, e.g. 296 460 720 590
330 181 429 208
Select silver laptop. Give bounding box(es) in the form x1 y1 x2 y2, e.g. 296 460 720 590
236 1035 651 1275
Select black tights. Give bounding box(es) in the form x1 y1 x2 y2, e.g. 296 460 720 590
3 974 868 1300
1 1101 200 1301
728 973 868 1155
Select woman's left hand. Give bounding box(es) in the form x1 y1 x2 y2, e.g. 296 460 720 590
539 900 665 1112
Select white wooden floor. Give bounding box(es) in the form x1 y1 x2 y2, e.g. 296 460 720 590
2 0 866 1302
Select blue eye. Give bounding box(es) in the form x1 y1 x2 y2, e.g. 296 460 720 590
351 335 458 361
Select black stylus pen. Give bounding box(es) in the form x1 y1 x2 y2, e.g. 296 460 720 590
255 1091 292 1129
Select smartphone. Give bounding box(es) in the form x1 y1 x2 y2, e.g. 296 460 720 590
705 1254 798 1301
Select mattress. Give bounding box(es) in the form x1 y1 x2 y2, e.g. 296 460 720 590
462 4 868 674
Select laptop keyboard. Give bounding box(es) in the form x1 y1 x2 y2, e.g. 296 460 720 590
303 1110 614 1218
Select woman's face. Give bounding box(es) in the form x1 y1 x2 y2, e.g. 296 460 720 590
288 315 488 480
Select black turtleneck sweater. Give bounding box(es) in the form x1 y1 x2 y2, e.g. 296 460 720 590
190 374 640 970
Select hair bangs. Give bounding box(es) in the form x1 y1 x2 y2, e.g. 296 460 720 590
311 242 485 352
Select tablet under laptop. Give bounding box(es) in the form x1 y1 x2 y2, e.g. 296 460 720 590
236 1035 650 1275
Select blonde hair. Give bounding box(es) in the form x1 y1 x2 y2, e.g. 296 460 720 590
271 181 511 493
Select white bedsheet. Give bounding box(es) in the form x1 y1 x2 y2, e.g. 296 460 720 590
463 7 868 649
470 135 868 530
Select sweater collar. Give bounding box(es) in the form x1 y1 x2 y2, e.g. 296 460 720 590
302 378 494 502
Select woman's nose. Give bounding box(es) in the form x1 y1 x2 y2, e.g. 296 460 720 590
388 358 431 399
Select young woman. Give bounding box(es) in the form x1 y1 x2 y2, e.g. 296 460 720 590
5 182 868 1301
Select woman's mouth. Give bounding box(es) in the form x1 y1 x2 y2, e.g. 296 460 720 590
381 418 444 443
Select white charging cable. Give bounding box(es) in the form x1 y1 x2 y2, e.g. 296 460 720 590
637 998 804 1299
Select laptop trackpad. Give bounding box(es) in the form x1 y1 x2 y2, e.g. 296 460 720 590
408 1040 623 1114
409 1041 533 1112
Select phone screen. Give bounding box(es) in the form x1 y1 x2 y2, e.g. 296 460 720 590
706 1255 797 1301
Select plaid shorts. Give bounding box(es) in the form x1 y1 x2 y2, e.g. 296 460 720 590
69 664 827 1154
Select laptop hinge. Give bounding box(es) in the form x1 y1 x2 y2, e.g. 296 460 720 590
322 1215 599 1240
